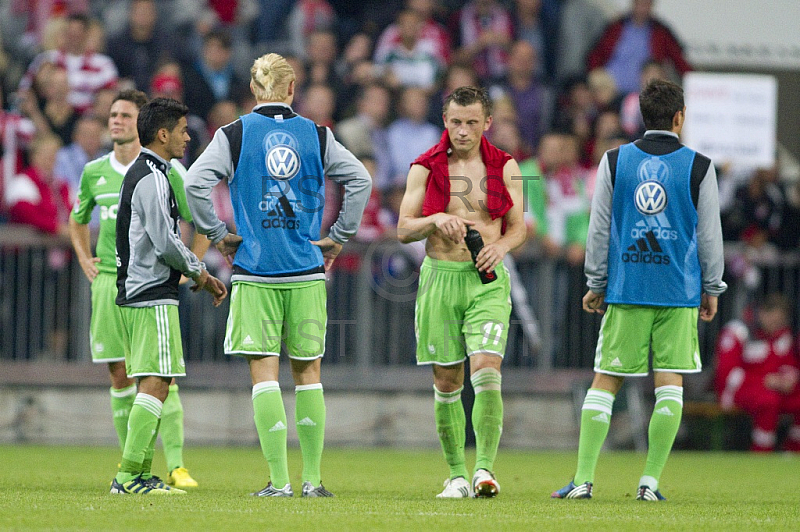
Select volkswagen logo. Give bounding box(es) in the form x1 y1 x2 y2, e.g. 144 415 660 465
264 130 298 150
634 180 667 215
266 145 300 180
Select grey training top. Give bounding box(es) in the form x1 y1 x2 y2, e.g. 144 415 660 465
116 148 203 307
584 130 727 297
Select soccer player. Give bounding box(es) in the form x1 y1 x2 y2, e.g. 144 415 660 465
111 98 227 495
70 90 206 489
396 86 526 498
551 79 726 501
184 53 371 497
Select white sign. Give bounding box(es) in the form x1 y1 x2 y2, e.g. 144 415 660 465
682 73 777 167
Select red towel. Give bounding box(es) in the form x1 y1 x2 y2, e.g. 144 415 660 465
413 130 513 220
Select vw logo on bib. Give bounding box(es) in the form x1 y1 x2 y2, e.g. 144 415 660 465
634 180 667 215
264 131 300 180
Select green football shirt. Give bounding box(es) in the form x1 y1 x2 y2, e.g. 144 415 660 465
71 152 194 274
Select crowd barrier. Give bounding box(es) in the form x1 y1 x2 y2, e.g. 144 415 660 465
1 226 792 374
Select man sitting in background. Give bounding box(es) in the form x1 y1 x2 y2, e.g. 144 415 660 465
715 293 800 452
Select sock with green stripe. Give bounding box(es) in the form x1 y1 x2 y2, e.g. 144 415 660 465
295 383 326 485
434 385 468 480
471 368 503 474
253 381 290 488
640 385 683 490
110 384 136 451
574 388 615 485
160 383 185 472
116 393 162 484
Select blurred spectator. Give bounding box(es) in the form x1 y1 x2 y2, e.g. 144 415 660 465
721 166 786 250
90 87 117 126
150 61 209 165
552 76 596 154
374 0 451 71
555 0 608 83
336 83 392 189
206 100 239 135
0 92 37 206
19 13 118 114
512 0 557 81
451 0 514 83
426 62 480 125
252 0 334 58
587 67 619 111
336 33 376 116
10 0 89 51
374 9 443 91
386 86 441 188
304 30 343 95
289 0 337 58
533 132 591 265
487 119 529 164
490 40 553 153
182 29 248 121
106 0 173 92
715 294 800 452
18 64 79 146
53 115 107 194
5 134 71 236
619 59 666 138
587 0 691 94
300 83 336 129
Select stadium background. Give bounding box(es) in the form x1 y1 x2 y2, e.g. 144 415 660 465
0 0 799 451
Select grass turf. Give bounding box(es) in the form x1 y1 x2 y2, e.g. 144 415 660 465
0 445 798 531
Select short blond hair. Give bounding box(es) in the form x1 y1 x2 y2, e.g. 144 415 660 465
250 53 295 102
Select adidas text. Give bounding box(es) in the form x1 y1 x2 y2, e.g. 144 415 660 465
622 251 671 265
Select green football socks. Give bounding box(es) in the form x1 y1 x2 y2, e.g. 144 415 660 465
160 383 185 472
116 393 162 484
110 384 136 451
295 383 326 486
640 385 683 491
253 381 290 487
574 388 615 485
471 368 503 474
434 385 468 480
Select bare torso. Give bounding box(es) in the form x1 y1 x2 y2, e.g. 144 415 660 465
425 155 503 261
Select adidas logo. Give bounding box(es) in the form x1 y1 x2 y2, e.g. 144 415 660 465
655 406 674 416
610 357 623 367
592 412 610 423
269 421 287 432
297 417 316 427
97 176 107 185
243 335 254 345
622 230 671 265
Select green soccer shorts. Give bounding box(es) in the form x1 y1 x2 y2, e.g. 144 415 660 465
594 304 702 376
90 272 126 363
415 257 511 366
118 304 186 378
224 280 327 359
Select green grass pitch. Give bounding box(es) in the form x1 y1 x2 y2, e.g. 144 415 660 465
1 445 798 531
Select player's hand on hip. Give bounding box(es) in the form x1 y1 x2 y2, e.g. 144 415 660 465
79 256 101 282
216 233 243 265
433 213 474 244
311 236 343 271
699 294 718 322
582 290 605 314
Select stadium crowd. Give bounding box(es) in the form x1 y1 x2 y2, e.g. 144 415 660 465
2 0 797 259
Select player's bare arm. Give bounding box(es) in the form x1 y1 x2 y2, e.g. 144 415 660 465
474 158 526 273
397 164 475 245
68 216 101 282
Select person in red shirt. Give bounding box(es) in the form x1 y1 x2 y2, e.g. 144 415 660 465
715 293 800 452
6 134 71 236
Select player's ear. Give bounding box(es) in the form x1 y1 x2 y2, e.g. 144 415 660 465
484 114 493 132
